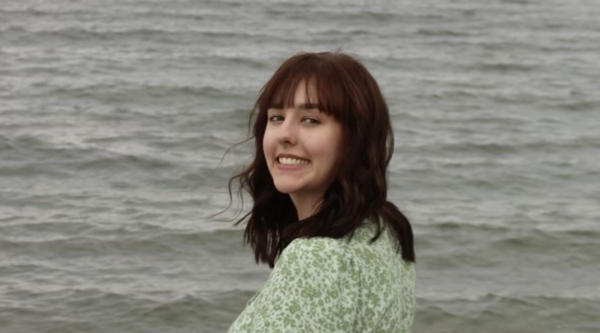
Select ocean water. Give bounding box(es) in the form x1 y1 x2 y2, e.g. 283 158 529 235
1 0 599 332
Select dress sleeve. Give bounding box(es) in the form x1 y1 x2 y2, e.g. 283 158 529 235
228 238 359 333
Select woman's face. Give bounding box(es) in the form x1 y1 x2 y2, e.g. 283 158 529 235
263 81 343 210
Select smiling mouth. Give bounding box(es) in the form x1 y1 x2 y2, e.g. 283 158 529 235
278 157 309 165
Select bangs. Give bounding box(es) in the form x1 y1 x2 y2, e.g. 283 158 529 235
257 54 348 119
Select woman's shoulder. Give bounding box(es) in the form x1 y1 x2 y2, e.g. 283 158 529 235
279 219 410 269
278 235 352 271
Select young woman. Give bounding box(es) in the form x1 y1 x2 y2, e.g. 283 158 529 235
228 52 415 332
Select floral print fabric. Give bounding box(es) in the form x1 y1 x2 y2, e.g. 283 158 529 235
228 221 415 333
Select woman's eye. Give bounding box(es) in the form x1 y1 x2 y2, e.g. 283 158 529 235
302 118 320 124
268 115 284 122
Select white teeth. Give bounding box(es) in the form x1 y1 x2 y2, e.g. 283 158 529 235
278 157 309 165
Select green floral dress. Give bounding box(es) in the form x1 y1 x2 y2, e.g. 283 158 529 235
228 221 416 333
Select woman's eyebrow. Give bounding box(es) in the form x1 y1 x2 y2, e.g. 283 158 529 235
268 103 319 111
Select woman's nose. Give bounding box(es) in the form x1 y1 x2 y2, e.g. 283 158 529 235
276 118 298 146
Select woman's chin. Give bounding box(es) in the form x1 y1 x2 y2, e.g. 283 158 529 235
274 185 297 195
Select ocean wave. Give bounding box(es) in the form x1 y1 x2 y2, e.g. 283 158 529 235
467 62 539 72
1 25 269 45
0 227 243 257
0 134 179 175
414 293 600 333
418 291 600 303
551 99 600 112
414 28 473 37
41 83 240 106
72 153 177 172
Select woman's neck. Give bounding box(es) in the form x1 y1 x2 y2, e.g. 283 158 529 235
290 194 323 221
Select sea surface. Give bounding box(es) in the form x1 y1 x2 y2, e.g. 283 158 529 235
1 0 599 332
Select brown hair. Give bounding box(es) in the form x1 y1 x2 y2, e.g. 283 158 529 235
229 52 414 267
